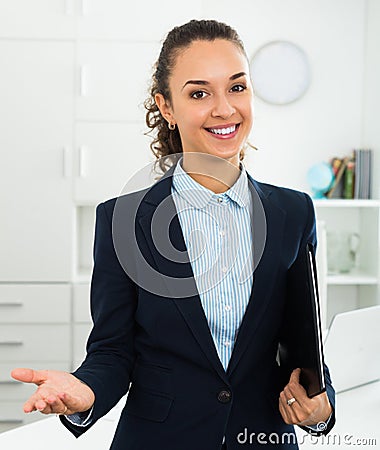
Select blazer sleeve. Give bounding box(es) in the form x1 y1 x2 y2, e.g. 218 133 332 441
60 201 138 437
289 193 336 436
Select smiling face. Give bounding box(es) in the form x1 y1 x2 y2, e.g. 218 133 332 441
155 39 254 167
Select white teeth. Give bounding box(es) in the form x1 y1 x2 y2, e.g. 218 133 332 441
209 125 237 135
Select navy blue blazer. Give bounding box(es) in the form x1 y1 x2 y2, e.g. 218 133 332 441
61 165 335 449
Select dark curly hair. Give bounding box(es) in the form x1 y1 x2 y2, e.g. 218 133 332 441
144 19 250 172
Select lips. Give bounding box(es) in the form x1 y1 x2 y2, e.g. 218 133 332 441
205 123 240 139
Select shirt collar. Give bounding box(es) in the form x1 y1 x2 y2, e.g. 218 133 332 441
172 156 250 209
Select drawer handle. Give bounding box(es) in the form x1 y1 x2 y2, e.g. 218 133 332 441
0 341 23 346
81 0 89 16
62 147 72 178
78 146 88 177
0 419 23 424
0 302 23 307
79 65 87 96
64 0 74 15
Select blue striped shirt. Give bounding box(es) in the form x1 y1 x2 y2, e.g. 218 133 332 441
171 158 254 371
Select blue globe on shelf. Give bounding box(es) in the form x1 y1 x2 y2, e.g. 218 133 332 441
307 162 334 199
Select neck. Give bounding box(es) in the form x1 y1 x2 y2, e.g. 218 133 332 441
181 153 241 193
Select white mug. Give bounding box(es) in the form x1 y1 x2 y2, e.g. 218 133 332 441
326 231 360 274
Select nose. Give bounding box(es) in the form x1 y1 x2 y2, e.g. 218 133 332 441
211 94 236 119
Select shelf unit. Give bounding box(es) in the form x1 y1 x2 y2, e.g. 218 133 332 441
313 199 380 327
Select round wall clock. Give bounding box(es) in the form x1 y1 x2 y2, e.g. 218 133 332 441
250 40 311 105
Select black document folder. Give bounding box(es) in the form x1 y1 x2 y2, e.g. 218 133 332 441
278 243 326 398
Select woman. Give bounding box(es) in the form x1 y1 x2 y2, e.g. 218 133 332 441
12 19 335 449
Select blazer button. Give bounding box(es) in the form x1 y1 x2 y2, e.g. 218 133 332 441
217 389 231 403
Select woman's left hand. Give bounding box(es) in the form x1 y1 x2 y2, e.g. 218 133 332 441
279 368 332 427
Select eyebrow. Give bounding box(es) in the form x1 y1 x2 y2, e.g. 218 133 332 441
181 71 247 90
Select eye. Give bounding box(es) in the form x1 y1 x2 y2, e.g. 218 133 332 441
190 90 208 99
230 84 247 93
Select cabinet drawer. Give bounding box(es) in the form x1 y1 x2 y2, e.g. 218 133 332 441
0 362 71 400
0 379 34 402
0 401 43 433
0 325 70 362
73 283 91 323
73 323 92 363
0 285 70 323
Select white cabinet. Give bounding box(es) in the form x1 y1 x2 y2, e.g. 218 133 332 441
76 42 160 122
73 324 92 371
0 0 203 41
72 283 92 370
0 325 71 362
0 284 70 323
0 285 71 432
0 41 74 282
76 0 202 41
314 200 380 327
0 1 76 39
74 123 154 203
76 206 96 278
73 283 91 323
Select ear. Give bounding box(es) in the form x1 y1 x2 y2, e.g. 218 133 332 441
155 93 175 125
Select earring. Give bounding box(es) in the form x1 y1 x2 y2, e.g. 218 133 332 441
168 122 176 131
246 141 258 151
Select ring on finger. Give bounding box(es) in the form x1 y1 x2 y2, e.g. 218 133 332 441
58 405 68 415
287 397 297 406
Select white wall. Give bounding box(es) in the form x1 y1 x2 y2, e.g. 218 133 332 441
199 0 367 193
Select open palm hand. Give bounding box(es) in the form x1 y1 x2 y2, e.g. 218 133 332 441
11 368 95 416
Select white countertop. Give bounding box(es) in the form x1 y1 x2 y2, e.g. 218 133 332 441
296 380 380 449
0 397 125 450
1 382 379 449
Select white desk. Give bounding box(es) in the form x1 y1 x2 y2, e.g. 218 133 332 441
297 380 380 449
0 382 379 449
0 397 125 450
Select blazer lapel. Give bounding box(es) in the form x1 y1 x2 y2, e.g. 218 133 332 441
136 169 228 382
135 167 286 381
226 178 286 376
